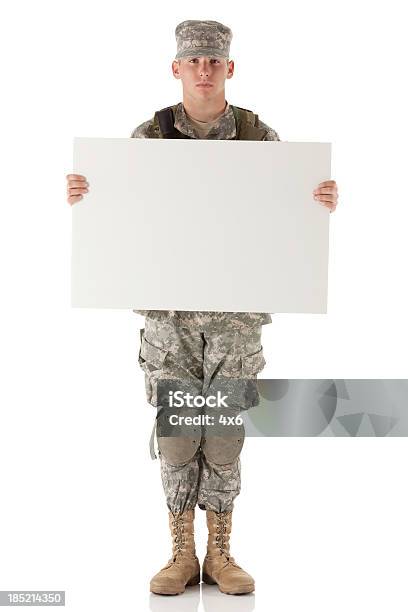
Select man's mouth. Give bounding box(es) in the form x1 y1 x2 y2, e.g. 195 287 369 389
196 83 213 88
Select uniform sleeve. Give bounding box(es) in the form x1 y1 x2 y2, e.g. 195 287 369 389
257 118 280 141
130 118 154 138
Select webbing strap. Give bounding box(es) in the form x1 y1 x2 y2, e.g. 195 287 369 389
157 107 178 138
149 419 157 460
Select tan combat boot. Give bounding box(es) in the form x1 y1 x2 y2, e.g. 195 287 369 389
150 509 200 595
202 510 255 595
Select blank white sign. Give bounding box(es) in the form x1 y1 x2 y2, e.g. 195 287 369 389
72 138 331 313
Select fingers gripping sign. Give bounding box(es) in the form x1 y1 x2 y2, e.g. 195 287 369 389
313 179 338 213
66 173 89 206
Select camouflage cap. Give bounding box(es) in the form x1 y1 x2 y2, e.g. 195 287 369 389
175 20 232 60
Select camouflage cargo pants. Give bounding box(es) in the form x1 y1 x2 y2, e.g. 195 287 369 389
138 317 266 513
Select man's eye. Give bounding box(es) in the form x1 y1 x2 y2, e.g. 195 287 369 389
188 58 219 63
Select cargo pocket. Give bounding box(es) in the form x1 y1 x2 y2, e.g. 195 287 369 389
241 346 266 377
239 346 265 410
138 329 168 405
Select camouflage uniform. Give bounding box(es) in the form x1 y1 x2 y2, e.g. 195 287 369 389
132 100 279 513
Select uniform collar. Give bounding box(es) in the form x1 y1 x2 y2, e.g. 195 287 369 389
174 101 237 139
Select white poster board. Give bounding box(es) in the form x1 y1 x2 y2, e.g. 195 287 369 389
71 138 331 313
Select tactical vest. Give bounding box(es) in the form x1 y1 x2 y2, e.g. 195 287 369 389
146 104 268 140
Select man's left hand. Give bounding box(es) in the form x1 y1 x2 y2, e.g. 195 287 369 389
313 180 338 213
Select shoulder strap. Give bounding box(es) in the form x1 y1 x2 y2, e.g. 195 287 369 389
231 105 268 141
149 105 190 139
157 106 177 138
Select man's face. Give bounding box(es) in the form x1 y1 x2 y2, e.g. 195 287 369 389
172 56 234 100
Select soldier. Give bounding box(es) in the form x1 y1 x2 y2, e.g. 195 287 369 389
66 19 339 596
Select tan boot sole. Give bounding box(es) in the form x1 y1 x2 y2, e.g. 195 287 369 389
150 573 200 595
202 572 254 595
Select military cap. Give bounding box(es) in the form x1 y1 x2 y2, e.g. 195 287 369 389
175 19 232 60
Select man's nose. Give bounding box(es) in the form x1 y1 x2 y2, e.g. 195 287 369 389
198 61 211 76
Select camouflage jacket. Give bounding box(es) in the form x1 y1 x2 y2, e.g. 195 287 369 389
131 101 279 332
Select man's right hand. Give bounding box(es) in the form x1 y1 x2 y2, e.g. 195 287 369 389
66 174 89 206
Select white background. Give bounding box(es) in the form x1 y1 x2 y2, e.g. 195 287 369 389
1 1 407 611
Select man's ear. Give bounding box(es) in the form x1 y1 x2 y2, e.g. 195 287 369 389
172 59 182 79
226 59 234 80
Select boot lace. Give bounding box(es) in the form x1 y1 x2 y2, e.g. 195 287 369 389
214 512 238 567
171 513 186 561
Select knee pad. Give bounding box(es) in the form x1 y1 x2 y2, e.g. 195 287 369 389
157 435 200 467
201 431 245 465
